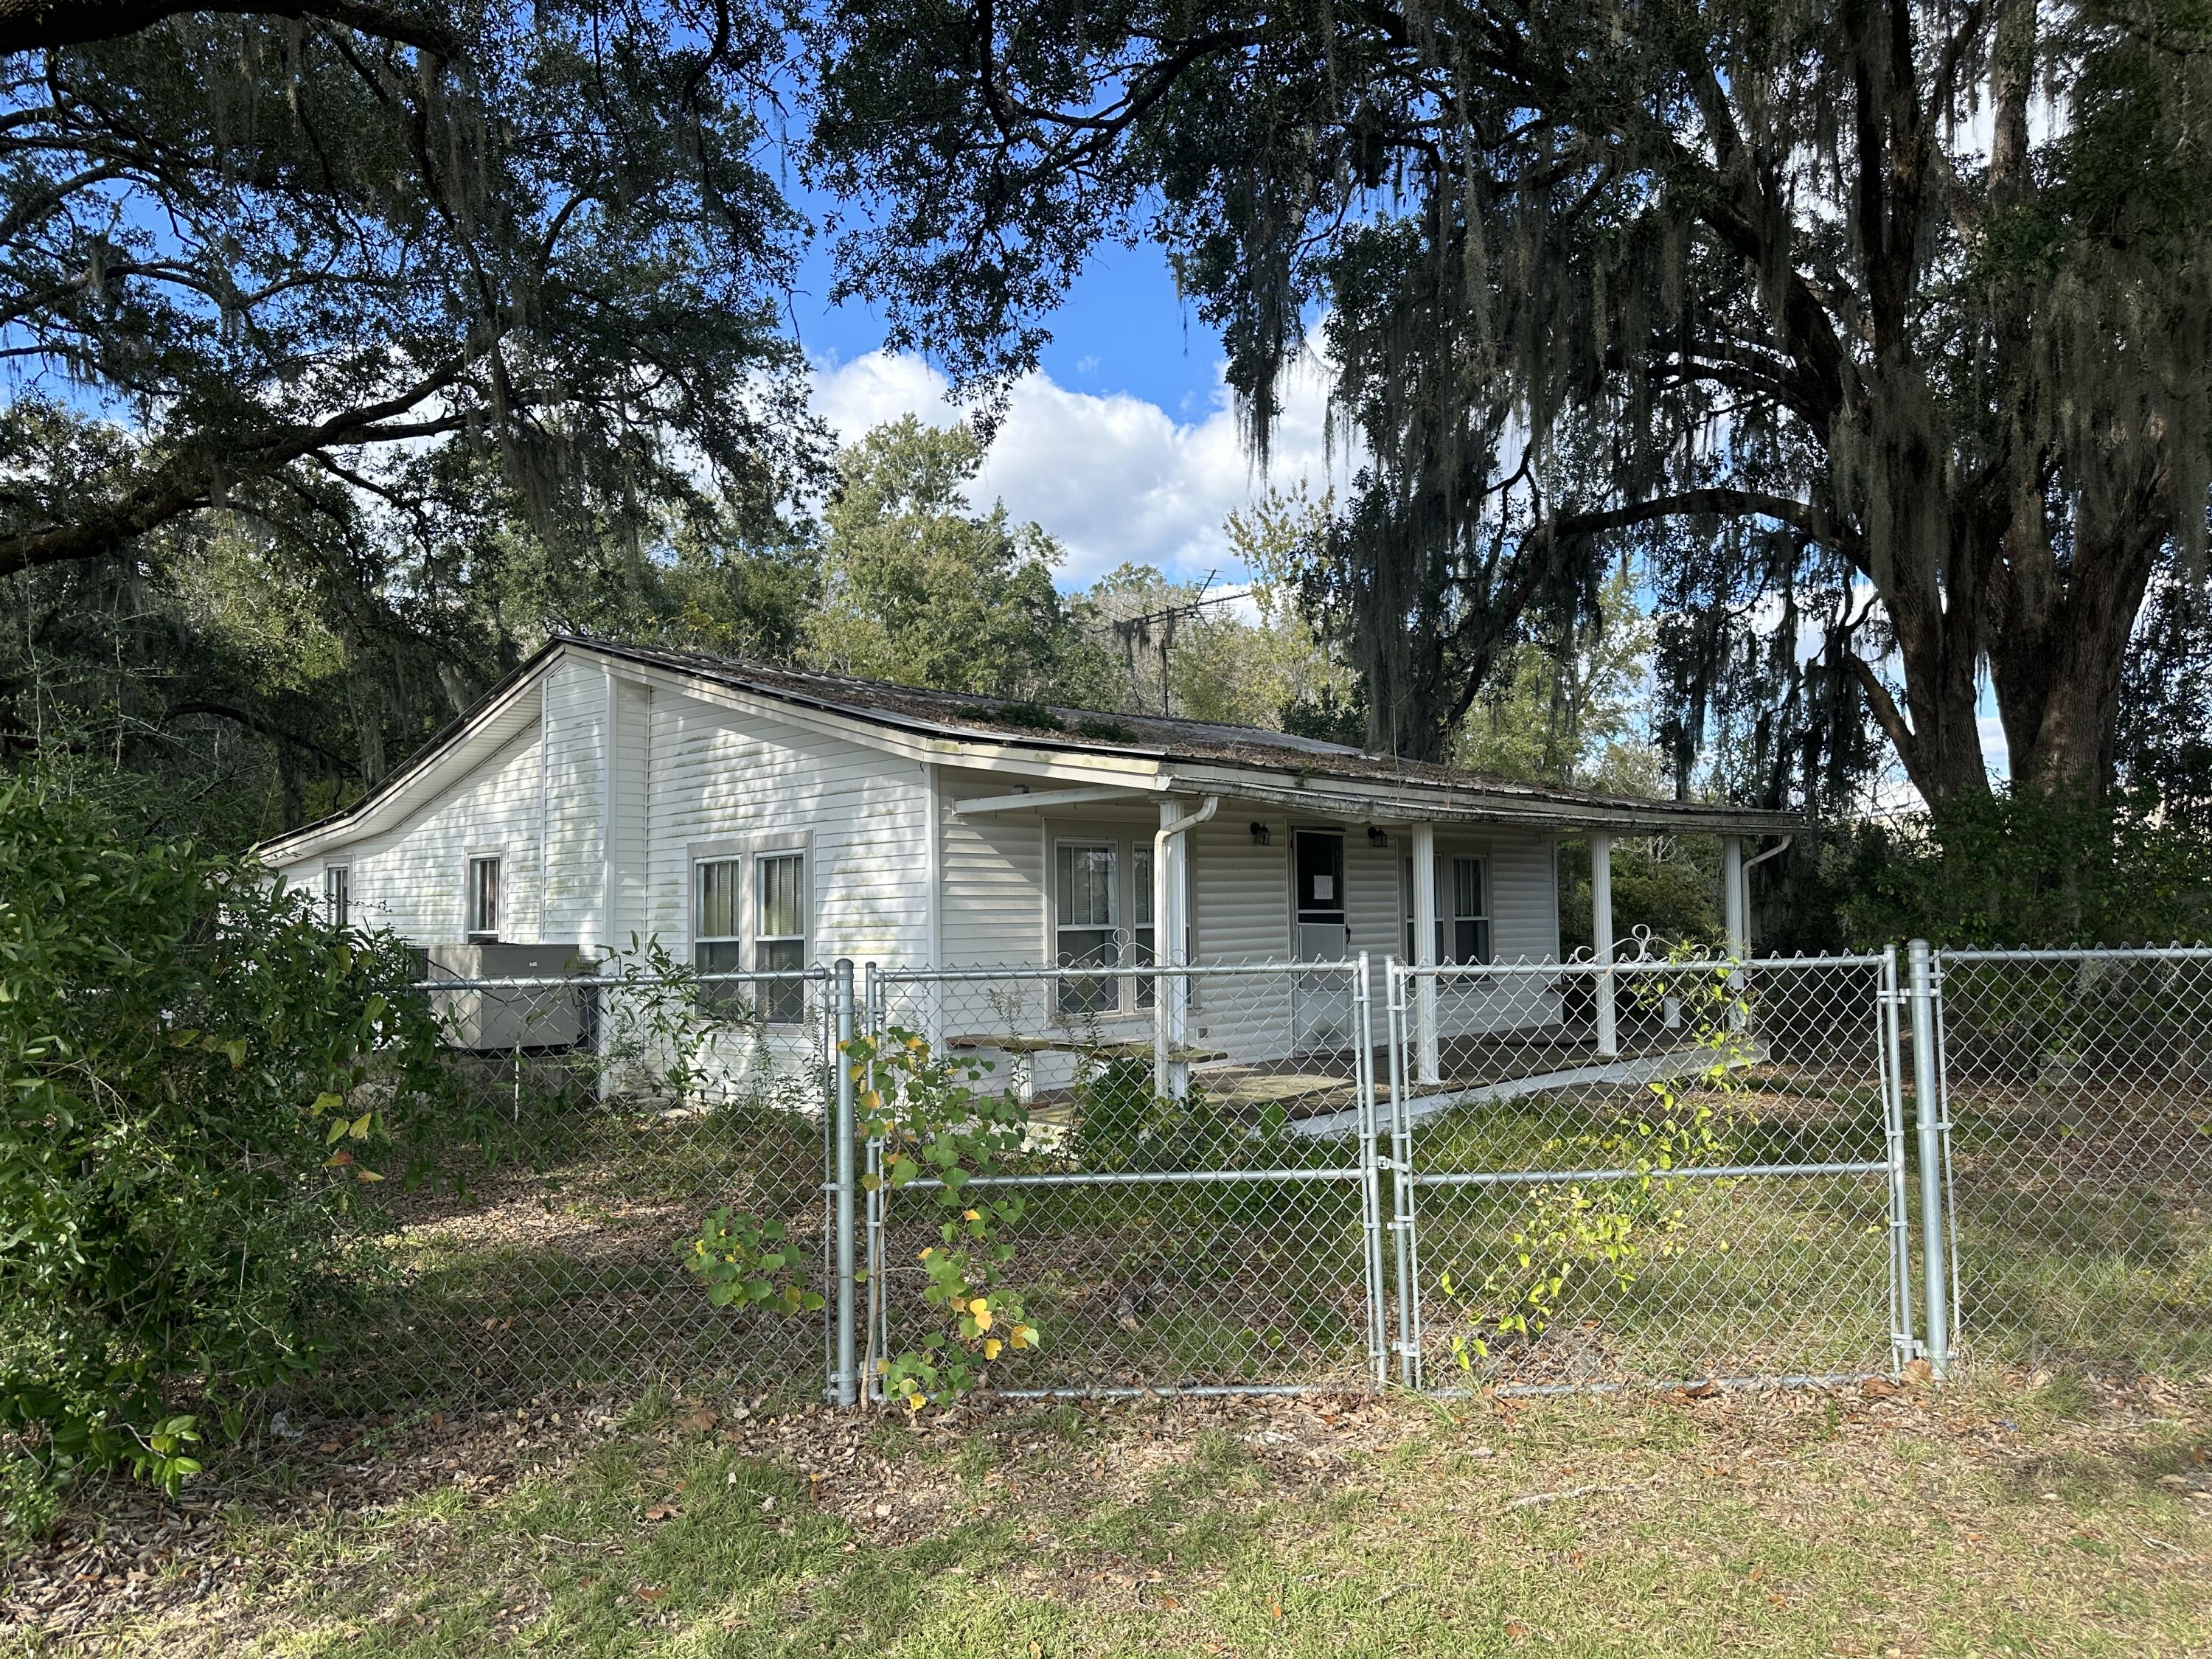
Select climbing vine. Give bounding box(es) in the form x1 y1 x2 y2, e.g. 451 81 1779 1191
1440 956 1752 1373
678 1024 1042 1411
850 1029 1040 1409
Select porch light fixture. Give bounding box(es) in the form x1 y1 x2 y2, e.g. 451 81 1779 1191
1367 826 1390 848
1249 821 1270 846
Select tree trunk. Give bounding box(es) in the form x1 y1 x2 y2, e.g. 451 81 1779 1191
1991 501 2167 800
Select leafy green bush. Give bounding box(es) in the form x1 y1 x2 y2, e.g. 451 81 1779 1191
1838 787 2212 948
0 775 451 1522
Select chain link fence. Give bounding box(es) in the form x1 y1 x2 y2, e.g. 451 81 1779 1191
1933 947 2212 1376
312 965 834 1411
863 961 1385 1397
1391 953 1909 1392
309 943 2211 1413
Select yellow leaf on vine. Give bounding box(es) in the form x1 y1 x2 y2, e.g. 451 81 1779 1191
971 1303 992 1330
984 1338 1002 1360
905 1392 926 1413
961 1208 979 1222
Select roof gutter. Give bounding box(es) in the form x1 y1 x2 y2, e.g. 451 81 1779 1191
1183 776 1805 839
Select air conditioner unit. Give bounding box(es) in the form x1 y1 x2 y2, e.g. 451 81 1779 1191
422 942 599 1052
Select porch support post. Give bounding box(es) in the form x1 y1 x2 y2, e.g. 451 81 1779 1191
1411 821 1441 1084
1590 831 1617 1059
1722 835 1748 960
1152 796 1217 1100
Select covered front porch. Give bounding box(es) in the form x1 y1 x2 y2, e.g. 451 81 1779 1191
945 764 1801 1104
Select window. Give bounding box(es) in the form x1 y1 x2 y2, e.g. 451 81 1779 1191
695 858 745 1013
1449 855 1491 964
467 855 501 940
1055 842 1117 1015
756 852 807 1023
1402 854 1492 965
1131 845 1156 1009
324 866 349 928
692 852 807 1022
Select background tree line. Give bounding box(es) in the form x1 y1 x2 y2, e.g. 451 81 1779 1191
3 0 2209 944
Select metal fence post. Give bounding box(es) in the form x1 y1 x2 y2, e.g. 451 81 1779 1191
832 957 859 1408
1880 945 1916 1372
1353 953 1388 1391
1906 939 1951 1378
1385 960 1416 1388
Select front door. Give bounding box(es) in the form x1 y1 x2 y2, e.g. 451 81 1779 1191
1292 830 1352 1049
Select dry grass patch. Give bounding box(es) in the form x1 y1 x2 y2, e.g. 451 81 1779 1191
4 1371 2209 1658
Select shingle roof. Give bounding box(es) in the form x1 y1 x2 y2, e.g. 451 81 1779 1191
573 636 1803 831
258 633 1806 861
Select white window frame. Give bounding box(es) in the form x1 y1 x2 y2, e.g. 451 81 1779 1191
1131 841 1157 1011
1051 837 1120 1017
686 833 812 1025
465 852 502 941
323 865 349 928
753 849 809 1023
693 855 747 992
1402 850 1492 967
1043 827 1191 1018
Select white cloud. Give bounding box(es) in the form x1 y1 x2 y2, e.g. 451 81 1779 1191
808 350 1351 587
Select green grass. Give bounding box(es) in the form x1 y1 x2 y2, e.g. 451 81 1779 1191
21 1374 2210 1658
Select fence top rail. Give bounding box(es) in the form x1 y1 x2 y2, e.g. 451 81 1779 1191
1391 952 1893 978
870 959 1368 985
409 967 830 992
1933 945 2212 964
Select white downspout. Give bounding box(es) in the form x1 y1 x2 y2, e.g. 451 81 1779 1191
1152 794 1220 1100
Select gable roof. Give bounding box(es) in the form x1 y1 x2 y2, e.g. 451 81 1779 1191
257 633 1805 863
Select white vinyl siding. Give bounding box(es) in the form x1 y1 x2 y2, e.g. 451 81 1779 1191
540 658 607 945
608 675 652 947
644 688 927 970
274 721 544 942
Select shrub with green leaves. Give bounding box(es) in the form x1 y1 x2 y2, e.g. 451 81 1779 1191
0 775 451 1522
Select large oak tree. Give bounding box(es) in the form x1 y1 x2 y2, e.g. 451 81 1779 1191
809 0 2212 806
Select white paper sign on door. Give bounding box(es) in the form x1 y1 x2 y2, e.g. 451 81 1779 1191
1313 874 1333 902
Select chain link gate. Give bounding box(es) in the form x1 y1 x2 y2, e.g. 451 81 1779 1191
854 959 1388 1399
325 940 2212 1411
1385 953 1914 1393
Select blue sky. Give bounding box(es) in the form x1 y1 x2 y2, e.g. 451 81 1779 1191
788 222 1229 420
782 204 1351 591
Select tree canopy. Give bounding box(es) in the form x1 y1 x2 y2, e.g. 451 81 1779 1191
1 1 817 579
808 0 2212 810
804 415 1112 701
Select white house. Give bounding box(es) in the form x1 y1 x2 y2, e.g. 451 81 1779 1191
257 636 1798 1091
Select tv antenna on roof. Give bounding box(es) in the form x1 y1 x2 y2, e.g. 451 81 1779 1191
1108 571 1251 716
